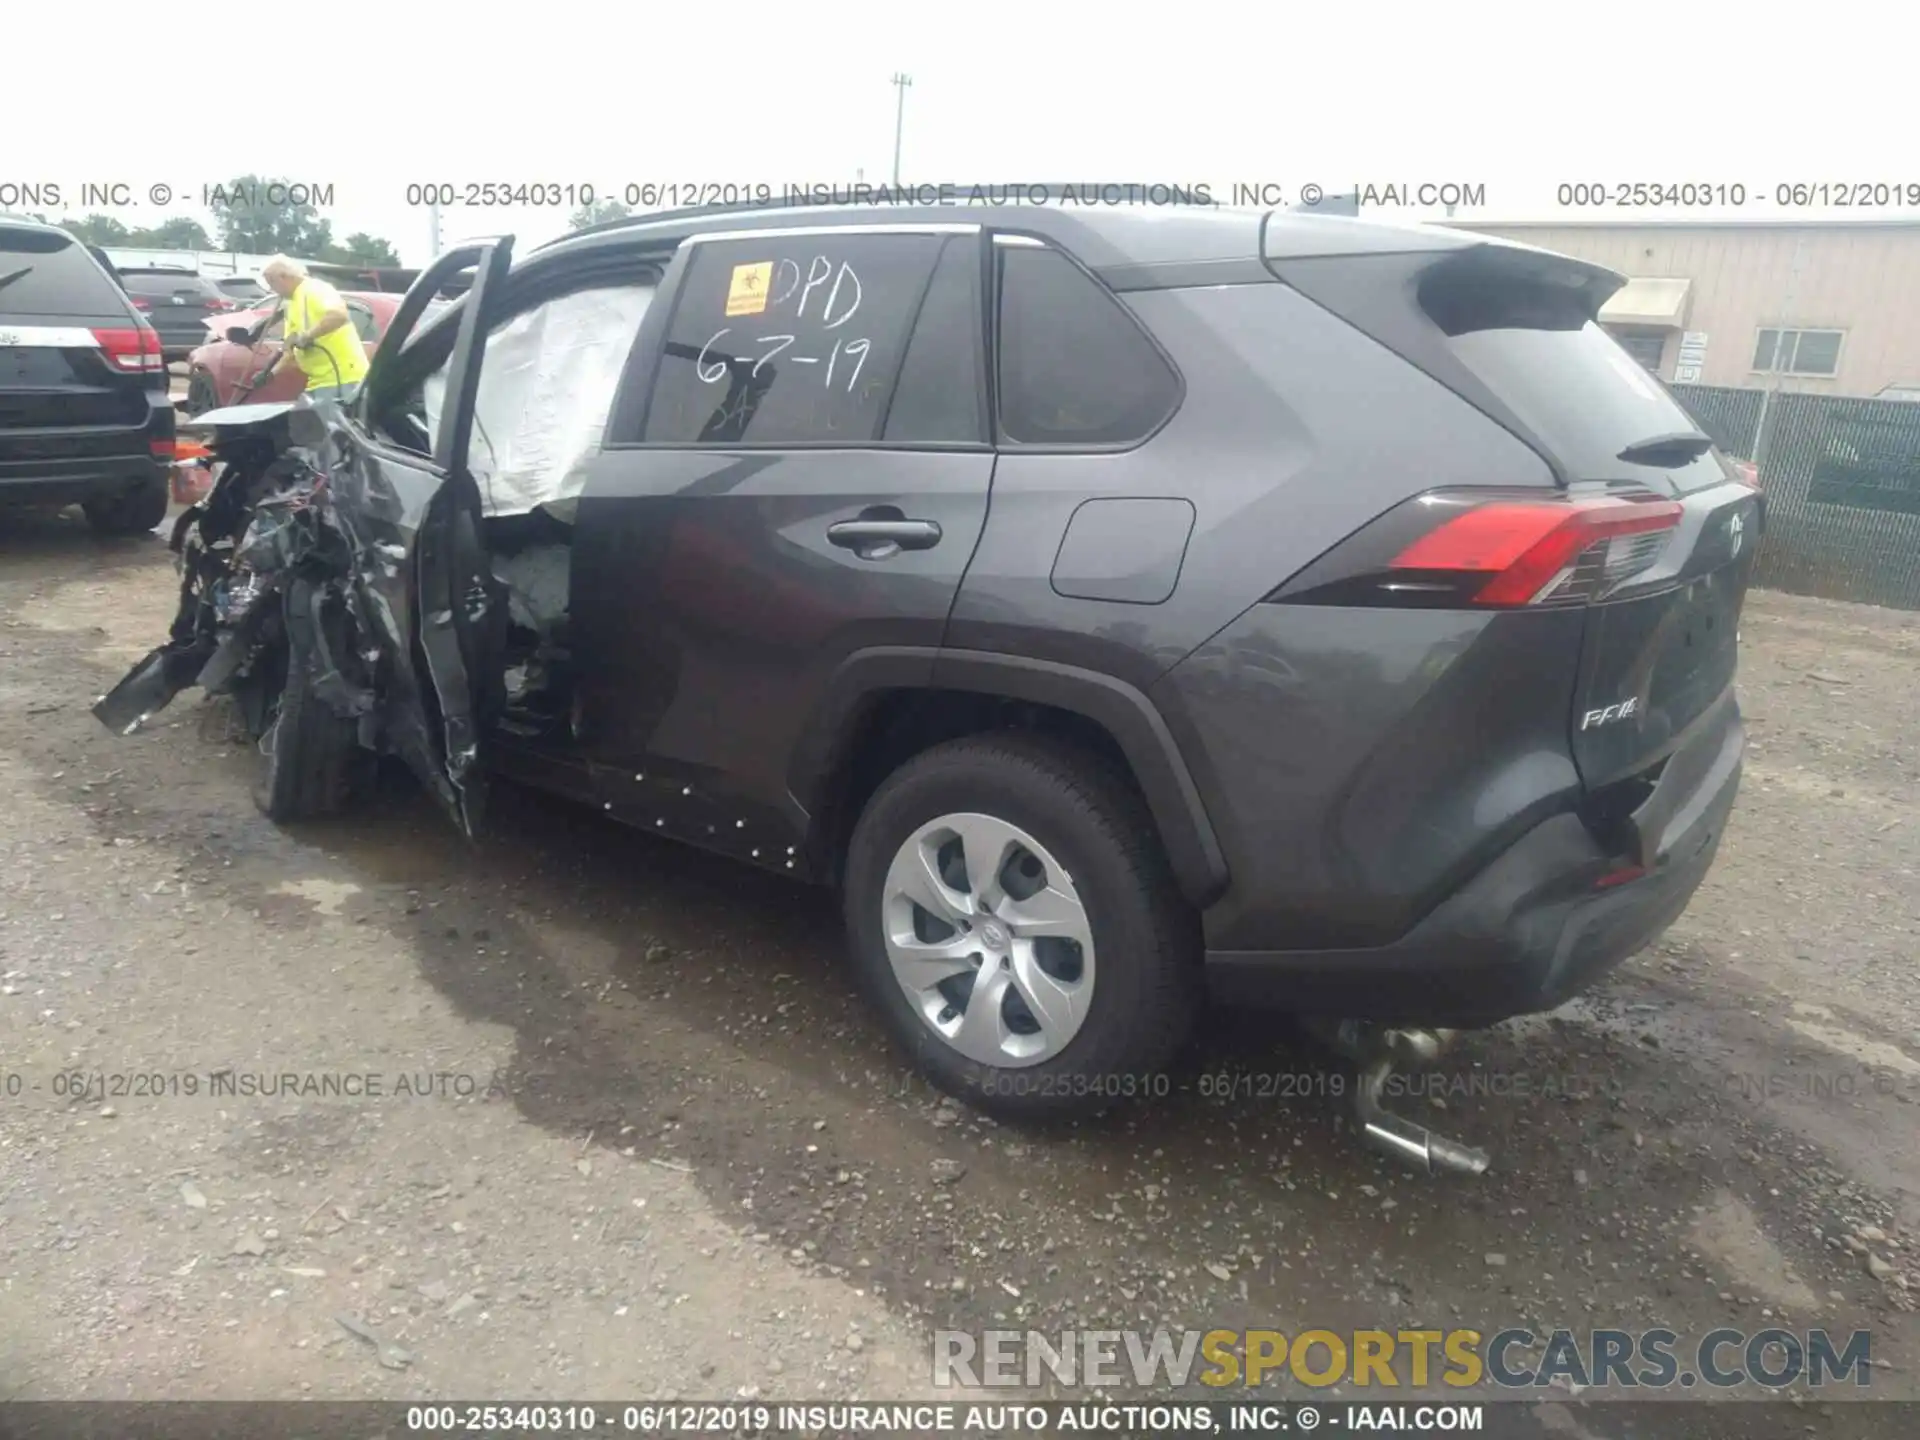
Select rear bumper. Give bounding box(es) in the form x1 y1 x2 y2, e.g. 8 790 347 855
1205 705 1743 1025
0 400 175 506
0 452 170 506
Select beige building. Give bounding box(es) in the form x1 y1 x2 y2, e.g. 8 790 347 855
1450 219 1920 399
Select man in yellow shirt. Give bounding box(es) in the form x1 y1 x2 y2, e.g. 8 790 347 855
257 255 370 403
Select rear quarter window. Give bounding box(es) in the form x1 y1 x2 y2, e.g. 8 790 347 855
993 242 1180 447
0 227 128 317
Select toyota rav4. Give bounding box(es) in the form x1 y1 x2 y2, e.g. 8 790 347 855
96 197 1760 1161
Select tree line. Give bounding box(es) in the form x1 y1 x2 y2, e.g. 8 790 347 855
28 180 641 266
50 172 401 266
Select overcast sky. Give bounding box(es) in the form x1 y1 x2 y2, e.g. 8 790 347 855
12 1 1918 265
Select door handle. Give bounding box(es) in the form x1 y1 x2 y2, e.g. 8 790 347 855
827 518 942 557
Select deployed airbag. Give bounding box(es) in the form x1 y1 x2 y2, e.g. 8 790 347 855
424 283 655 518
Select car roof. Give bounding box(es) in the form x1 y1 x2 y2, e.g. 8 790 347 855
529 188 1490 276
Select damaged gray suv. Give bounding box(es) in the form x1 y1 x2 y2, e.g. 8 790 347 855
96 197 1760 1167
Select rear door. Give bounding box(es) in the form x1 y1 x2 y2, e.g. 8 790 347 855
328 239 514 833
572 224 994 861
2 224 161 467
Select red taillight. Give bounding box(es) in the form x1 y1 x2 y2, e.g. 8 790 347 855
1390 497 1682 607
1729 459 1759 489
92 325 166 374
129 297 151 311
150 437 176 460
1593 863 1648 889
205 296 235 312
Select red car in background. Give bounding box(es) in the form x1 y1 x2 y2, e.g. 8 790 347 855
181 291 413 412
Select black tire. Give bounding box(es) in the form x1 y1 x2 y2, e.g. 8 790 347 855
82 478 170 536
251 584 364 822
842 732 1202 1121
184 369 218 416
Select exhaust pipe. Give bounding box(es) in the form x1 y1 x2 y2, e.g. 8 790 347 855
1306 1021 1492 1176
1355 1055 1490 1175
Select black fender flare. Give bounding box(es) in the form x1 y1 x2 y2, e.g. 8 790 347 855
789 646 1229 909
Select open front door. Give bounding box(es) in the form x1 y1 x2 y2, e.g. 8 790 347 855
335 239 514 835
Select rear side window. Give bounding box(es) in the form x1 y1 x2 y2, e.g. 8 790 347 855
0 227 127 316
1418 250 1721 488
644 232 946 445
994 242 1180 447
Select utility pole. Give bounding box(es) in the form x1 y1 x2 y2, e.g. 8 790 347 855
890 73 913 186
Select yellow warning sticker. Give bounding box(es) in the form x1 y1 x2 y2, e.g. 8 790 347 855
725 262 773 317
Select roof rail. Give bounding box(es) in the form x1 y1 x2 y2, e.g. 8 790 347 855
536 182 1226 252
1294 191 1360 215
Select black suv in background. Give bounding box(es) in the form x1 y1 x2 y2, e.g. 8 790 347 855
101 199 1760 1129
115 266 237 359
1 218 174 534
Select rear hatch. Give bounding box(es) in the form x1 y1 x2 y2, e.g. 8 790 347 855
1 224 164 449
119 268 227 344
1270 234 1759 836
1410 244 1761 795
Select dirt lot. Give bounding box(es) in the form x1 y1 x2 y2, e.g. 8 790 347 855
1 507 1916 1434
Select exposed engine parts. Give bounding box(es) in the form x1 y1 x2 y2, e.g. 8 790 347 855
92 403 377 746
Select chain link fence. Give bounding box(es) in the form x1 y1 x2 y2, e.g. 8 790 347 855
1671 382 1920 611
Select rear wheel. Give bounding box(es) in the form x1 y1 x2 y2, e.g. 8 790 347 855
843 733 1202 1120
251 582 366 821
82 478 170 536
184 370 218 416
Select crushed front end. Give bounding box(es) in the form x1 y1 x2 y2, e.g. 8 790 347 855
92 401 378 763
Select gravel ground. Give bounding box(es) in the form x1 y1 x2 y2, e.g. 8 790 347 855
0 507 1915 1434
